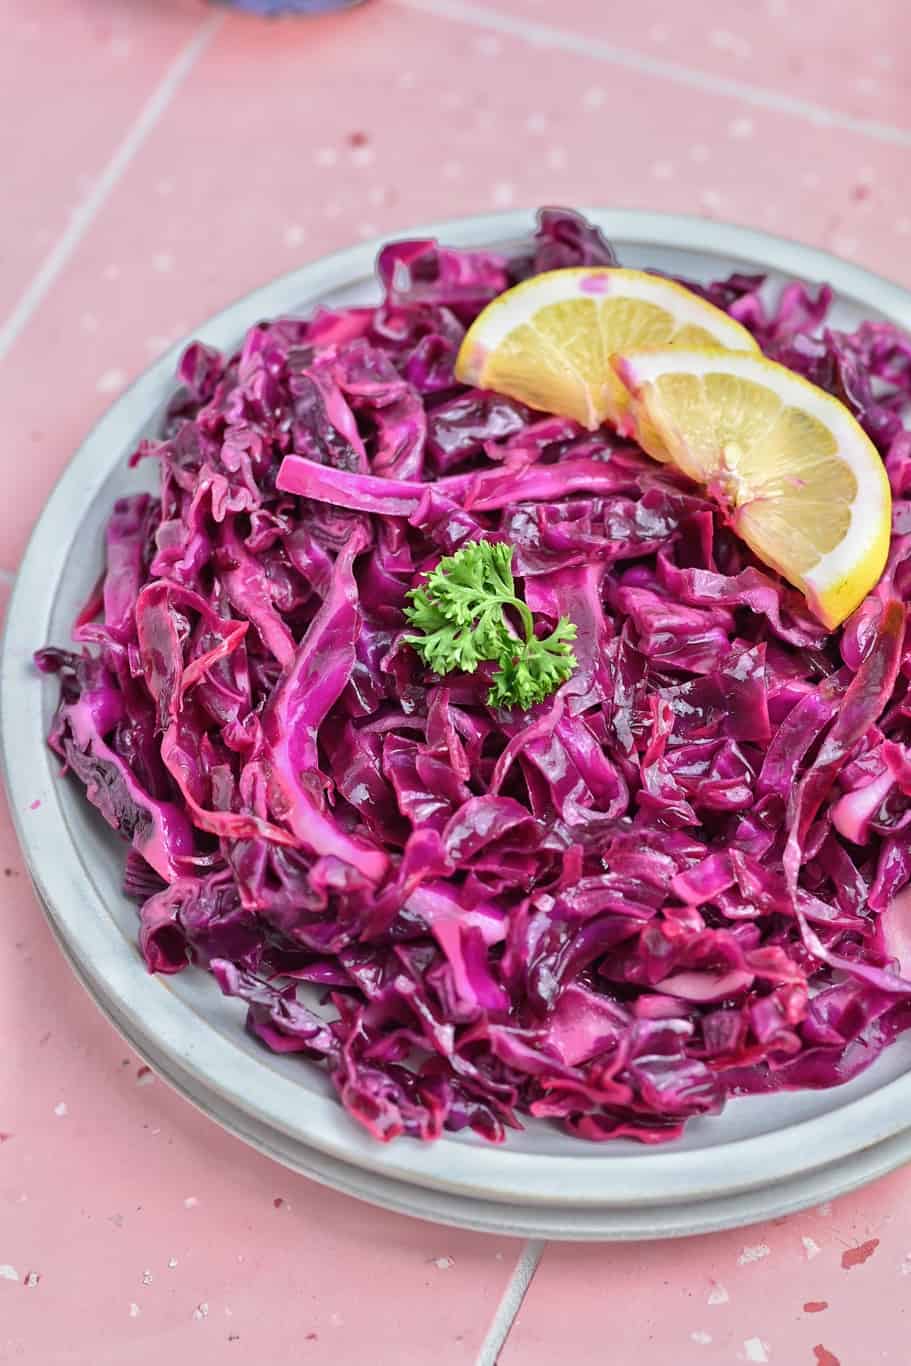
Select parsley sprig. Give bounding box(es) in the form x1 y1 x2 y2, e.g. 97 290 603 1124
404 541 578 710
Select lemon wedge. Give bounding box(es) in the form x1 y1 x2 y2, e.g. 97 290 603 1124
612 346 891 628
455 267 759 430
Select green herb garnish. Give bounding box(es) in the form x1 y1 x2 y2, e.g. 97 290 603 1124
404 540 577 710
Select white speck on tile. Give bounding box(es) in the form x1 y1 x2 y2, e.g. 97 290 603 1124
225 1306 233 1317
96 370 125 395
441 160 463 180
357 224 378 241
700 189 723 211
156 178 175 197
583 86 606 110
652 160 674 180
81 312 99 333
708 1282 729 1305
738 1243 770 1265
53 1101 68 1117
526 112 547 134
492 182 515 208
547 146 568 170
351 146 374 168
145 335 173 356
853 76 879 96
648 22 670 41
142 1270 153 1286
397 70 416 88
129 1302 141 1318
900 1254 911 1275
690 143 710 162
168 1257 178 1269
0 1266 19 1282
330 1312 344 1327
709 28 752 58
283 224 306 248
24 1272 40 1289
315 146 338 167
475 34 501 56
691 1330 713 1345
801 1236 821 1261
433 1256 455 1270
192 1302 209 1321
742 1338 769 1363
729 117 754 138
153 252 174 274
16 1195 27 1205
184 1197 199 1209
102 264 120 282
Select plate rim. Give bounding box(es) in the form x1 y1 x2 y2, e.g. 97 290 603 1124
6 207 911 1217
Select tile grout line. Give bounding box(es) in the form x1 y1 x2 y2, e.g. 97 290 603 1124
394 0 911 149
0 13 224 365
475 1239 545 1366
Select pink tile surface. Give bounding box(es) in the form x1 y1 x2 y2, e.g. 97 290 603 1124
0 0 207 322
502 1171 911 1365
4 3 911 1363
430 0 911 130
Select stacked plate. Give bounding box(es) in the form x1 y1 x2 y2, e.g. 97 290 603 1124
7 210 911 1239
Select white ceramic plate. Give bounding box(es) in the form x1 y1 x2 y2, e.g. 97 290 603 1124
6 210 911 1239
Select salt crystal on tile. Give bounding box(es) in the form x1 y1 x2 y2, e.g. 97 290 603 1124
701 190 724 211
583 87 606 110
0 1266 19 1282
729 117 754 138
709 29 752 58
283 225 306 248
96 370 125 395
192 1302 209 1321
351 147 374 168
492 183 515 208
184 1197 199 1209
53 1102 68 1117
315 147 338 168
168 1258 179 1270
153 253 174 274
129 1302 141 1318
801 1236 821 1261
742 1339 769 1363
708 1283 729 1305
24 1272 39 1289
691 1330 713 1345
433 1256 455 1270
737 1243 770 1265
142 1270 153 1286
357 224 378 241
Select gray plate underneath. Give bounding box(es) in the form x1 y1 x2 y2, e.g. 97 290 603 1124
6 209 911 1238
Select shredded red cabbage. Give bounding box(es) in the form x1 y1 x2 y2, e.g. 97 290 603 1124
37 208 911 1145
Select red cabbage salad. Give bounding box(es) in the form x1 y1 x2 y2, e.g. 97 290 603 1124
36 208 911 1146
